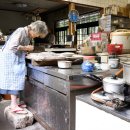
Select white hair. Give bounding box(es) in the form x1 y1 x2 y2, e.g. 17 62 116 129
28 20 48 37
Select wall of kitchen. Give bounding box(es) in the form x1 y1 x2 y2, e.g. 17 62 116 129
0 10 31 35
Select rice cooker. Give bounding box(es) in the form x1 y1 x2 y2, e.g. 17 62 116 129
110 29 130 53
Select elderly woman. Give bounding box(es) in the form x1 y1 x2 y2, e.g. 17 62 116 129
0 20 48 114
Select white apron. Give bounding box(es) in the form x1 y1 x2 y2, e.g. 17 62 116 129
0 49 26 91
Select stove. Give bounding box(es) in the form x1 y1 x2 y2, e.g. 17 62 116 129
91 85 130 110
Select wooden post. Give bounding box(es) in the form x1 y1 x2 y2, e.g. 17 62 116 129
69 3 76 35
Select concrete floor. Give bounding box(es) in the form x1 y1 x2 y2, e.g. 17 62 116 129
0 100 46 130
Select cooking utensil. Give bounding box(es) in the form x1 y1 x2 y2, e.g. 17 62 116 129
103 76 125 94
108 58 119 69
89 74 102 82
103 67 124 94
102 68 124 94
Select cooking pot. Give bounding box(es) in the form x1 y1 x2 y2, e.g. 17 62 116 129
103 76 125 94
108 58 119 69
110 29 130 53
58 60 72 69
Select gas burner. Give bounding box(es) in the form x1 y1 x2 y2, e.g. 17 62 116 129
112 98 128 110
91 89 129 110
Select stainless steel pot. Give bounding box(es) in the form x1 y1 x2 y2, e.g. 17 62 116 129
103 76 125 94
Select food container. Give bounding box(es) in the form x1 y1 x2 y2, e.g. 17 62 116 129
110 29 130 53
58 60 72 69
108 58 119 69
103 76 125 94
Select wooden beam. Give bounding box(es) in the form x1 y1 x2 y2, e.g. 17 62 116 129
69 3 76 35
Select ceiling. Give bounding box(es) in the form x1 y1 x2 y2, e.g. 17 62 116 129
0 0 67 13
0 0 101 14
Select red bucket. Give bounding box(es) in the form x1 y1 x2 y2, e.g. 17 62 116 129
107 44 123 55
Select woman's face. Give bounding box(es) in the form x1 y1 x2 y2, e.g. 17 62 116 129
29 30 46 39
29 30 40 39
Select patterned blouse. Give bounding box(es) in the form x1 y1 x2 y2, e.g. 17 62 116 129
3 26 30 53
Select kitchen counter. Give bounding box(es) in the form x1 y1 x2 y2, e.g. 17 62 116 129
27 63 117 80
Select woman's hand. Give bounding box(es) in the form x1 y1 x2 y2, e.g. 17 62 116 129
26 45 34 51
17 45 34 52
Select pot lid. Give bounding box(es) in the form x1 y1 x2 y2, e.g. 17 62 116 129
103 77 125 84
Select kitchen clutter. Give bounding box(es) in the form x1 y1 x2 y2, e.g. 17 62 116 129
81 60 111 72
81 53 120 72
104 5 129 17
